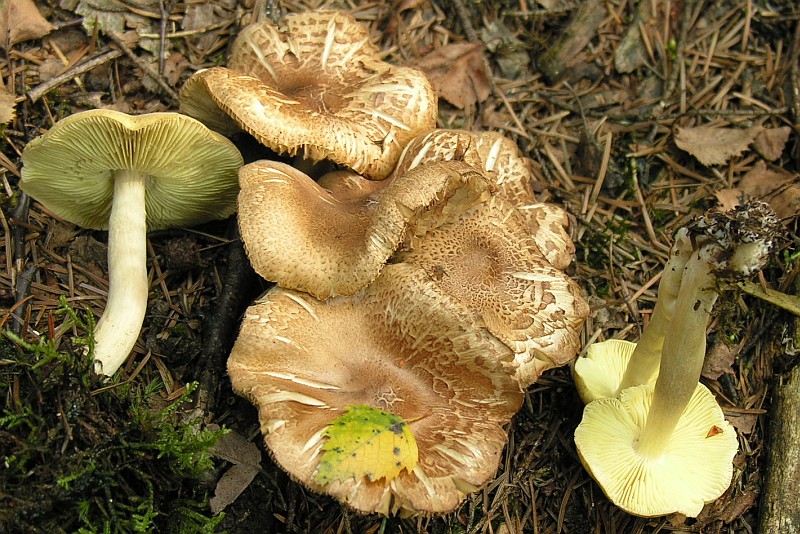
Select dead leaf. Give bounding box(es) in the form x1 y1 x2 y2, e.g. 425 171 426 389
0 90 15 125
725 412 759 435
415 42 491 110
0 0 55 49
739 160 800 219
384 0 426 34
74 0 154 36
209 430 262 514
674 125 759 166
752 126 792 161
209 463 260 515
713 188 745 211
702 341 738 380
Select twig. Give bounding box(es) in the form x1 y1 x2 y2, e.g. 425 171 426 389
107 32 180 103
27 49 124 102
195 227 260 414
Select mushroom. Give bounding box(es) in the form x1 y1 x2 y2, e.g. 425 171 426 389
575 382 739 517
179 10 437 180
572 228 693 403
574 201 782 516
227 261 523 515
20 110 243 376
237 159 491 299
391 128 576 269
393 190 589 388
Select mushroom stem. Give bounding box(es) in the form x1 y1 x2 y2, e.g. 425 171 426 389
635 252 717 458
634 201 781 456
615 229 692 394
92 169 149 376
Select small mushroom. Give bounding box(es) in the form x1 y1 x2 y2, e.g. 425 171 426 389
227 261 523 515
391 128 576 269
574 202 781 516
237 159 491 299
180 10 437 180
394 191 589 388
20 110 243 376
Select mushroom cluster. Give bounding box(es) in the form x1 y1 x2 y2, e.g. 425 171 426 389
166 7 588 514
573 201 781 517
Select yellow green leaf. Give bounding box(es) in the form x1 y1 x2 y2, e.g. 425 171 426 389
314 405 418 485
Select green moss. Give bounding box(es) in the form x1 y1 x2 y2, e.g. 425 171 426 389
0 299 227 533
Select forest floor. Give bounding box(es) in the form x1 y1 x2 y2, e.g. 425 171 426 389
1 0 799 533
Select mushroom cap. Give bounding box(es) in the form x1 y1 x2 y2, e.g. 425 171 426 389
20 109 243 231
227 261 523 515
572 339 659 404
394 193 589 388
179 11 437 180
237 159 491 299
574 383 738 517
391 128 576 269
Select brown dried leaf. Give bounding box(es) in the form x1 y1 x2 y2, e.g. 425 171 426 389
209 463 260 514
713 188 745 211
0 90 15 125
725 412 759 435
209 430 262 514
752 126 792 161
739 160 800 219
702 342 737 380
416 42 491 110
674 125 759 166
0 0 55 48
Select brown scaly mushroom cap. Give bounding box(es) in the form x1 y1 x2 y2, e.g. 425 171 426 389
237 159 491 299
227 262 523 515
391 129 576 269
394 191 589 388
180 10 437 180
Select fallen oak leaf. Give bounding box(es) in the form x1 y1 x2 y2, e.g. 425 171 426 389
415 42 491 110
674 124 759 166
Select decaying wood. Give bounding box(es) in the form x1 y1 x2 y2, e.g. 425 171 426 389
759 363 800 532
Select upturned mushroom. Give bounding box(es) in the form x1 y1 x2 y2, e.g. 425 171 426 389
180 10 437 180
391 128 576 269
393 190 589 388
574 201 782 517
237 159 491 299
228 261 523 515
20 110 243 376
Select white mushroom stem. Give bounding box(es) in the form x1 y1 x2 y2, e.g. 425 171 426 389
635 251 717 458
615 229 692 394
92 170 149 376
